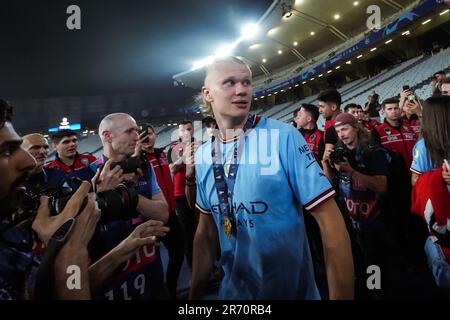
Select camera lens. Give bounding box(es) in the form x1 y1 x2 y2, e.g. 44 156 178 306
95 183 139 224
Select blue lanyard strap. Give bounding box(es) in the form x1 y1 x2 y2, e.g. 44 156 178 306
211 114 257 238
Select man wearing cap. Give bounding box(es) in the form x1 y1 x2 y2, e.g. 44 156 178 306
294 104 324 164
322 113 399 299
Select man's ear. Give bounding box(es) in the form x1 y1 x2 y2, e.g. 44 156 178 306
102 130 111 143
202 86 213 103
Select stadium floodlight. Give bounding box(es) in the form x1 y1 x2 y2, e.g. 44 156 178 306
241 23 260 40
422 19 431 25
191 55 215 71
370 47 377 52
385 39 392 44
278 50 283 55
215 43 236 58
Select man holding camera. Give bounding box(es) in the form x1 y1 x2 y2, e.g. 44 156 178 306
321 113 398 298
93 112 169 300
372 98 417 168
0 100 101 299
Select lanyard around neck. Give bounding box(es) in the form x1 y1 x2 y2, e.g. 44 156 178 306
210 114 256 238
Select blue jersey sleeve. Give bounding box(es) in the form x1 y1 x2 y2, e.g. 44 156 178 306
149 165 162 196
194 146 212 215
281 127 336 211
411 139 435 174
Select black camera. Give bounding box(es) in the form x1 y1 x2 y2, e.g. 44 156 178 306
20 177 139 224
110 151 148 174
329 145 351 164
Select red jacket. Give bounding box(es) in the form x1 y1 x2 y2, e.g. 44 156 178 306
324 119 335 136
402 115 421 135
299 128 324 164
411 168 450 263
362 119 379 132
374 121 417 168
45 153 97 173
146 150 177 213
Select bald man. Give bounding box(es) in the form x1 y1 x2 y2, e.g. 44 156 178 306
92 112 169 300
22 133 67 191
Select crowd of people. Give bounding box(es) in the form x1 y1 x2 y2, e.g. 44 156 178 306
0 57 449 300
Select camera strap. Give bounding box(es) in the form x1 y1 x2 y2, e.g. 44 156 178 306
210 114 257 238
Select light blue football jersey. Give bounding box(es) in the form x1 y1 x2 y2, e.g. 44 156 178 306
195 116 335 299
411 138 436 175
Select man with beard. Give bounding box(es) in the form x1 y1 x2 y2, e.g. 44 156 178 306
0 99 100 299
0 104 169 300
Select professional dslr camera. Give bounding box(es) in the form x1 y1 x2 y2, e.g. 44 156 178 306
329 144 352 164
19 177 139 224
109 151 148 174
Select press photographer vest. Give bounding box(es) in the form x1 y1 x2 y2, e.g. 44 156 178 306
374 121 416 168
90 155 163 300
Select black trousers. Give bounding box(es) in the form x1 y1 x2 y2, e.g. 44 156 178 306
160 212 185 299
175 196 197 270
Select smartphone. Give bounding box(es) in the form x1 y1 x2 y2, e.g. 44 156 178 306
403 85 410 91
140 124 149 143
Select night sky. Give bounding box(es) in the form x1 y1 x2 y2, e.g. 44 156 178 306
1 0 272 110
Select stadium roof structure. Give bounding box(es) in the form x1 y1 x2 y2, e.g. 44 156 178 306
173 0 420 89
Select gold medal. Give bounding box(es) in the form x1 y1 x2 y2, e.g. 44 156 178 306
223 218 233 238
